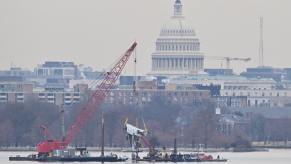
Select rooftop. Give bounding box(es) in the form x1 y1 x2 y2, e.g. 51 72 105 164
170 74 276 82
42 61 76 68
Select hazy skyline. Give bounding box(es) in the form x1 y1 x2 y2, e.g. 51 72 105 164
0 0 291 75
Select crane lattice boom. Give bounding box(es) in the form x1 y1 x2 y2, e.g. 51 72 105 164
37 42 137 153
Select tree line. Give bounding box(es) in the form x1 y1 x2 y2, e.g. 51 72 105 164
1 96 291 149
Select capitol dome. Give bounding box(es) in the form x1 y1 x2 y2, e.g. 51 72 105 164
160 18 196 37
149 0 204 76
160 0 196 37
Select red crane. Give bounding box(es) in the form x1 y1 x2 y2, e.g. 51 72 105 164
37 42 137 154
141 136 155 156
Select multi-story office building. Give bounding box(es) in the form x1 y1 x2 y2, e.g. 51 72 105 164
0 67 35 77
215 96 248 108
0 79 33 103
240 66 283 82
204 69 233 76
35 91 81 106
35 61 78 80
104 89 210 106
164 74 291 108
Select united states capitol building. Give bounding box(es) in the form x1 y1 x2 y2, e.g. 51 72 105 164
2 0 291 111
150 0 204 76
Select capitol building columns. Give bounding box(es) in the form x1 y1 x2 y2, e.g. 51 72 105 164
149 0 204 76
152 56 204 72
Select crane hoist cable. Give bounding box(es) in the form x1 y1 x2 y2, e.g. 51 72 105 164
131 47 148 135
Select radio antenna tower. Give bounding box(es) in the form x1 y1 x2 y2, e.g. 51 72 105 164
259 17 264 67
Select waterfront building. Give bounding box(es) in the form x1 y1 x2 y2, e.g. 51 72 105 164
150 0 204 76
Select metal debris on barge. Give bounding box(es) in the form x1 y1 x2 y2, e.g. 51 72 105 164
9 147 128 162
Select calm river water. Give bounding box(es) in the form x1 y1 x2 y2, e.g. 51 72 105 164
1 149 291 164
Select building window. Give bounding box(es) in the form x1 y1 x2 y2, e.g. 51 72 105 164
54 69 63 76
0 93 6 96
16 98 24 102
37 69 44 76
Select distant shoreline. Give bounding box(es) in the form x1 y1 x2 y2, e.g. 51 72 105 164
1 146 285 152
0 146 229 152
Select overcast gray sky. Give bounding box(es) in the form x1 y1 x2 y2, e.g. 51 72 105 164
0 0 290 74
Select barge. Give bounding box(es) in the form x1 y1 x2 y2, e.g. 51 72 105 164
9 147 128 162
9 155 128 162
135 139 227 162
137 152 227 162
